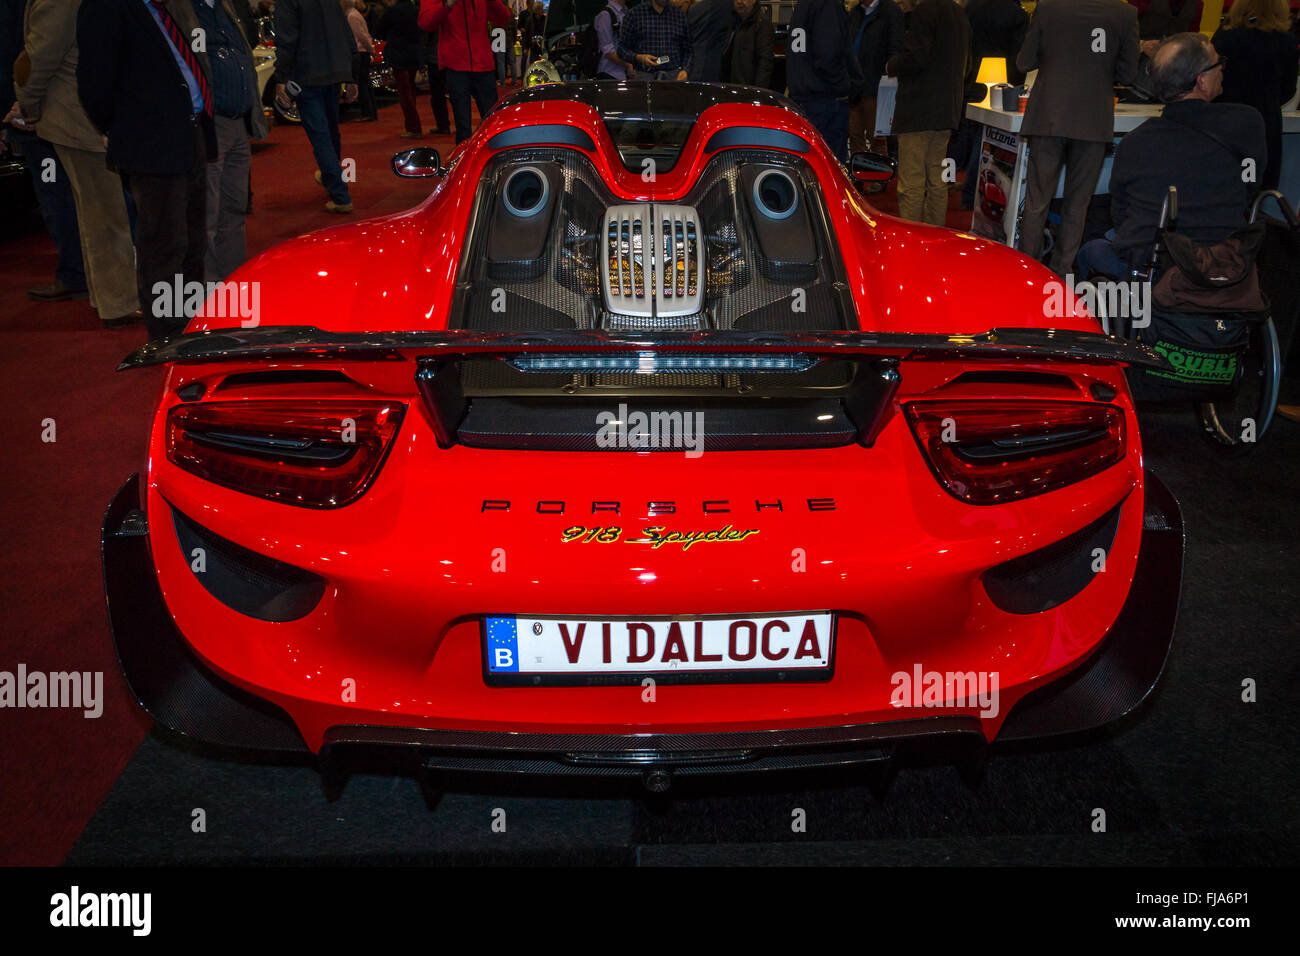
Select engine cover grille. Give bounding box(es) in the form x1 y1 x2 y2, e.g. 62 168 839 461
601 204 703 319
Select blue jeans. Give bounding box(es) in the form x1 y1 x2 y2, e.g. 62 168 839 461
296 84 350 204
795 96 850 163
444 69 498 144
1076 236 1132 280
15 129 87 290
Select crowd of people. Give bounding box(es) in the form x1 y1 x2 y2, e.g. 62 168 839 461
9 0 269 336
3 0 1299 339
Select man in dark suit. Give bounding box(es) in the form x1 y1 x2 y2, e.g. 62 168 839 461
1015 0 1139 276
78 0 221 338
787 0 863 162
847 0 904 161
686 0 732 81
687 0 774 87
1077 32 1266 279
885 0 972 226
725 0 774 88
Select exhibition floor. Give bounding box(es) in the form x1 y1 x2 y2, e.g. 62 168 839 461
2 96 1295 866
0 99 476 865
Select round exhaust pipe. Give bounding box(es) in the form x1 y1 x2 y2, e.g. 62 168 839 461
501 166 550 218
752 168 799 220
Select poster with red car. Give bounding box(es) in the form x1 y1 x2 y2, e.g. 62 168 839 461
970 125 1020 242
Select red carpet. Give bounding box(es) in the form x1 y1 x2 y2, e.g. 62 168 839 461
0 88 969 865
0 95 480 866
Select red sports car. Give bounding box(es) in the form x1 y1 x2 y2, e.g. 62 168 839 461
104 83 1181 790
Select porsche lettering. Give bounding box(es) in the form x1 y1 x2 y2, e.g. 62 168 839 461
481 498 837 514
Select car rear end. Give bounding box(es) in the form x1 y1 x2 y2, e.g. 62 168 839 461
102 88 1181 784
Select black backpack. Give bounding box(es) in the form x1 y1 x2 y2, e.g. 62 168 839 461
578 5 620 79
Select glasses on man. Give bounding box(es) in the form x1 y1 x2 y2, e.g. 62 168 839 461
1198 56 1228 77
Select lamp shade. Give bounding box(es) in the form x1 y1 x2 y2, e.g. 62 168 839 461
976 57 1008 87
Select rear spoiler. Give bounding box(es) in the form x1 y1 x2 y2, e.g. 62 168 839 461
118 326 1167 372
121 326 1165 449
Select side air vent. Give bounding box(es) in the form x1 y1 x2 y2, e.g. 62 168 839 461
982 502 1123 614
601 203 703 319
171 506 327 622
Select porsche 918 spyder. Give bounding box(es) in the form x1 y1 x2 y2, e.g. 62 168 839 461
104 83 1182 788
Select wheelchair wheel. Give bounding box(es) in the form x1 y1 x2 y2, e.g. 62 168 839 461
1196 317 1281 454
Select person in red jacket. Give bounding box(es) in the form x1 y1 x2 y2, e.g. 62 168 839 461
419 0 511 143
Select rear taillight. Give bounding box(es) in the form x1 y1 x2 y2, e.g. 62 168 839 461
904 400 1125 505
166 401 405 508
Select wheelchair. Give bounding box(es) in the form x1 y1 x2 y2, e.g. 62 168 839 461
1079 187 1299 455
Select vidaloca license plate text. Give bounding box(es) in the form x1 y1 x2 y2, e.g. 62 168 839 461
482 613 834 686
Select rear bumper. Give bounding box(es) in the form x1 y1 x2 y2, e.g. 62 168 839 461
322 719 980 778
102 470 1183 774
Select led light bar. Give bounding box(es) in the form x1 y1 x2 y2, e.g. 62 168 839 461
505 352 819 374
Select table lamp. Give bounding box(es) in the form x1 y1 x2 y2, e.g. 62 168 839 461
976 57 1008 89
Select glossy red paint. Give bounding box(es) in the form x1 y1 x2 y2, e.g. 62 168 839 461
142 93 1145 754
189 99 1097 340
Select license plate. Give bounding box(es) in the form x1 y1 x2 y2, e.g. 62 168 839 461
481 612 835 686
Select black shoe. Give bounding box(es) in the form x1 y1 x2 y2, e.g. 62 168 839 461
429 127 451 135
102 309 143 329
28 280 89 302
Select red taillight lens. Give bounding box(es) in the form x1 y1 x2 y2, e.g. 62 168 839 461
904 400 1125 505
166 401 405 508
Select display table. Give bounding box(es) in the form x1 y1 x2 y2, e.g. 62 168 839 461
963 96 1300 247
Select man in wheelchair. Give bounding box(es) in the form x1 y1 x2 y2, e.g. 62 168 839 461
1070 32 1293 452
1077 31 1266 282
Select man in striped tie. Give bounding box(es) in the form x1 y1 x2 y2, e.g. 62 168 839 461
77 0 220 339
